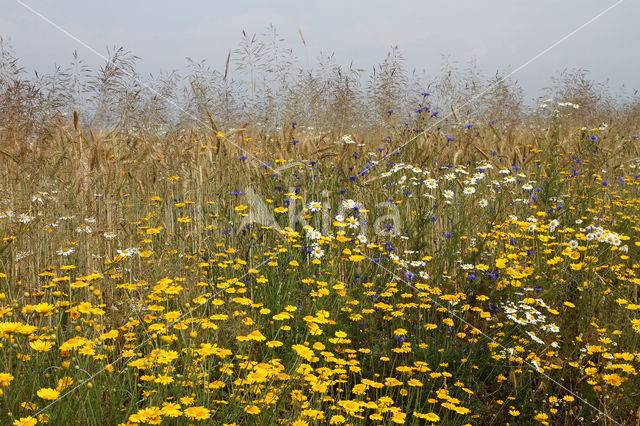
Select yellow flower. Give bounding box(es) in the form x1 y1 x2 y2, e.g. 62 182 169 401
99 330 118 340
29 340 54 352
534 413 549 422
602 373 623 386
183 406 211 420
180 396 194 406
329 415 346 424
337 399 360 413
161 402 182 417
14 417 37 426
292 344 315 361
37 387 60 400
414 412 440 422
245 405 261 414
154 375 174 385
32 303 55 315
0 373 14 386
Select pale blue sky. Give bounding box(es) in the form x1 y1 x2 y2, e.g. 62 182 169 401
2 0 637 100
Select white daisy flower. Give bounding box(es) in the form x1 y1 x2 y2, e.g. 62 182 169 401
308 201 322 212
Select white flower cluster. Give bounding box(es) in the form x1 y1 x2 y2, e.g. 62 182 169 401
584 225 622 247
117 247 141 257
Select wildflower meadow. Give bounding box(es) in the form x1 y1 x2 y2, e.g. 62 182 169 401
1 32 640 425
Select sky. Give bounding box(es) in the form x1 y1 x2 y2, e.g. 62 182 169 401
1 0 637 101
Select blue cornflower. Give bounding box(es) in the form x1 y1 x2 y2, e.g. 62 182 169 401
238 155 248 161
590 135 598 142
